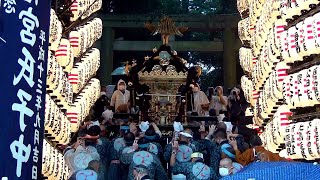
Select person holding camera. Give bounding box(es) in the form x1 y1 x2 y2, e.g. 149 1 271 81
210 86 228 115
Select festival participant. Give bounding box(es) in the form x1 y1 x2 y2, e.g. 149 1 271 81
230 135 287 166
164 129 202 180
119 146 168 180
213 128 230 147
70 160 100 180
64 137 100 178
83 125 110 180
110 79 130 112
221 144 236 161
171 152 219 180
107 124 130 180
93 95 109 119
219 158 243 177
210 86 228 115
101 102 113 125
197 125 221 175
191 83 210 117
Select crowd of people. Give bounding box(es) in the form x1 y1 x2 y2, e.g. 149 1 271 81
63 82 289 180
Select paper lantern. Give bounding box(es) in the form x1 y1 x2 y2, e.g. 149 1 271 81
312 13 320 54
280 30 290 62
274 19 287 50
238 18 251 44
303 16 317 56
55 38 74 73
49 9 62 51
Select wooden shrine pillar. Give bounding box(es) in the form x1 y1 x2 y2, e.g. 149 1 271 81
98 27 114 86
223 27 237 88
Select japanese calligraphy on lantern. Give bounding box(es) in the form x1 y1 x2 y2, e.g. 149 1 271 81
0 0 50 179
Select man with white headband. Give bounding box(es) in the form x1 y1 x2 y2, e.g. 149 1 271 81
171 152 218 180
163 129 203 180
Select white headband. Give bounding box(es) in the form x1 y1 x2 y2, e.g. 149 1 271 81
179 132 193 138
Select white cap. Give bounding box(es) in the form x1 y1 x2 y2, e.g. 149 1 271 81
191 152 203 159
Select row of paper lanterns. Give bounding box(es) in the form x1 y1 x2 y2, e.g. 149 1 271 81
251 0 283 52
42 140 69 180
47 51 73 110
67 78 100 132
281 13 320 64
247 0 317 32
69 18 102 57
49 9 63 51
283 65 320 110
256 62 289 118
261 117 320 160
45 94 72 145
69 48 100 94
239 2 320 58
243 64 320 123
238 1 320 161
284 118 320 160
241 12 320 91
259 105 292 150
70 0 102 22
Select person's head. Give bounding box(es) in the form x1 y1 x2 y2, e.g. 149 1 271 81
129 123 138 136
216 122 227 131
195 66 202 77
144 127 159 142
118 80 126 91
101 86 107 93
137 138 149 150
219 158 233 177
133 165 150 180
208 87 214 95
124 132 135 146
84 125 101 146
249 135 263 147
221 144 236 160
87 160 100 172
215 86 223 95
191 152 204 163
179 129 193 144
213 128 228 144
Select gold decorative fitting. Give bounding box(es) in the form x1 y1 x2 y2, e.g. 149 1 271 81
138 70 187 81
